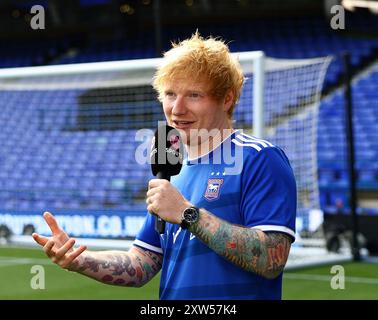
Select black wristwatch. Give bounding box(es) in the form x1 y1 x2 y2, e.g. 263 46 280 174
180 206 200 229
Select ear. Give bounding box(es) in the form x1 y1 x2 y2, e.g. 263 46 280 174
223 90 234 113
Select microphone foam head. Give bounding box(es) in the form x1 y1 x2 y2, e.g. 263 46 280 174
150 124 184 177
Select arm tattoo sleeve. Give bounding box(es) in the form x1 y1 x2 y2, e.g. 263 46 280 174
189 208 292 279
69 246 163 287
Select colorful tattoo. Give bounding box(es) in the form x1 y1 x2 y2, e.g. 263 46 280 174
75 247 162 287
189 209 291 279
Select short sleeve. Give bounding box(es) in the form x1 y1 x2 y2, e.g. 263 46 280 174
241 147 296 241
133 212 163 255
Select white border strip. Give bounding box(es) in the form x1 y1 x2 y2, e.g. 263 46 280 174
240 133 274 147
237 134 268 147
251 225 296 238
232 138 262 151
133 239 163 254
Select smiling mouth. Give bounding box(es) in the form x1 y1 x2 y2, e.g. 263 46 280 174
172 120 195 128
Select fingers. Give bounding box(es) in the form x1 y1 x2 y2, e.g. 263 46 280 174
43 239 55 258
148 179 168 190
62 245 87 268
148 179 160 189
147 204 156 214
146 193 159 212
69 245 87 261
43 211 62 235
147 201 159 215
146 189 158 213
55 238 75 259
42 237 86 269
146 188 157 198
32 233 48 246
34 215 86 270
146 192 158 204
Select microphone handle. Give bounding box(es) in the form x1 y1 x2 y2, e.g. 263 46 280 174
155 171 171 234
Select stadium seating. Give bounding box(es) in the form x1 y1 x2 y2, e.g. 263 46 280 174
0 39 71 68
0 16 377 215
318 68 378 212
55 17 378 90
0 89 154 211
5 17 378 90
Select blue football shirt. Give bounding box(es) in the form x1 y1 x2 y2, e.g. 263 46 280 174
134 130 296 300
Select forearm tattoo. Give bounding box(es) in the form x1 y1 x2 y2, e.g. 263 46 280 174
71 247 162 287
189 209 291 279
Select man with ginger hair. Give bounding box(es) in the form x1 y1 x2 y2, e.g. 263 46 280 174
32 32 296 300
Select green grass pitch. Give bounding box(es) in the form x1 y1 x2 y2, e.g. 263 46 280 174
0 246 377 300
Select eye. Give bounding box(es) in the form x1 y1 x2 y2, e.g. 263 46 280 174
189 92 202 99
164 91 175 98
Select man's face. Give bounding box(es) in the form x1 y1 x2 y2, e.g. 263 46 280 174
161 78 231 147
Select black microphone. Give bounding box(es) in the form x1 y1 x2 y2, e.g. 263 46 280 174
150 124 184 234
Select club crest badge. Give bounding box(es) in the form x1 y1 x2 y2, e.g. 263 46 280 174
204 179 224 201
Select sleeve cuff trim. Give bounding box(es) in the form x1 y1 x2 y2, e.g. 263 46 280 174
133 239 163 254
250 225 295 239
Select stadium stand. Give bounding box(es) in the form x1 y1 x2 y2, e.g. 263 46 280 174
318 66 378 214
0 38 73 68
55 17 378 89
0 16 377 222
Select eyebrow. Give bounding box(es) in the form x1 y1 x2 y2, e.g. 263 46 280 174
164 88 205 94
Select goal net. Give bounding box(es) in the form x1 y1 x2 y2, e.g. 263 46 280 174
234 55 352 268
0 53 345 266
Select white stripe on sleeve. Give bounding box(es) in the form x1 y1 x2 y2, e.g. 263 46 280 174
250 225 295 238
133 239 163 254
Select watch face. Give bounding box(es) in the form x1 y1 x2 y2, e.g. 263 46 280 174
183 207 198 223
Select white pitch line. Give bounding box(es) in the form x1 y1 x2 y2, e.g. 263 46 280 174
285 273 378 285
0 256 52 267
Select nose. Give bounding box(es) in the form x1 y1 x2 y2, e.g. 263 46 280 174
172 95 187 116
